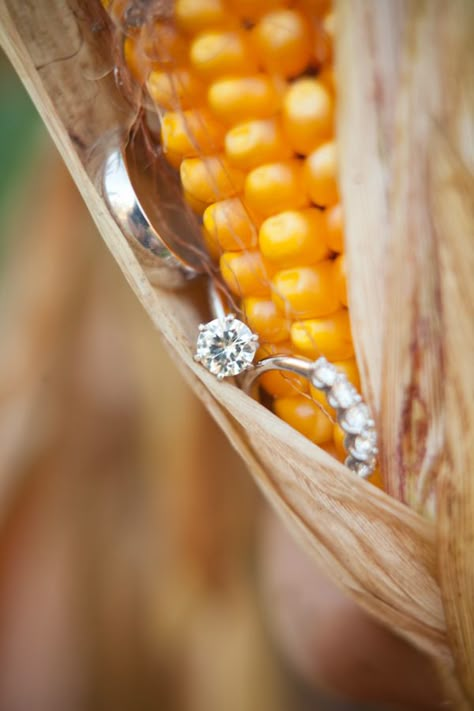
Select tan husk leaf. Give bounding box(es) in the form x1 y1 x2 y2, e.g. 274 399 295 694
337 0 474 699
336 0 405 416
378 3 448 513
1 0 473 695
432 0 474 692
435 137 474 700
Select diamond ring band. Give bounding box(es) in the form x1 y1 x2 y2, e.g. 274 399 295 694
194 311 378 479
241 354 378 479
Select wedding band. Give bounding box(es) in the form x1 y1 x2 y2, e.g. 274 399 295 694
102 132 206 289
242 354 378 479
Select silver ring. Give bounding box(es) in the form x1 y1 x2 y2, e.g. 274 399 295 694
194 294 378 479
102 129 207 289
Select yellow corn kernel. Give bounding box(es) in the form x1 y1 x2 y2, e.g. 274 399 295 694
333 253 348 306
220 250 272 297
333 423 346 460
313 16 333 68
252 9 313 78
124 37 151 84
180 156 245 212
259 208 329 268
318 66 335 96
325 202 344 252
225 118 292 171
321 440 341 461
242 297 291 343
244 159 308 217
226 0 289 22
305 140 339 207
261 370 308 397
141 21 189 68
298 0 331 16
309 357 360 416
272 261 339 319
274 396 333 444
175 0 232 34
190 30 257 81
369 467 384 489
147 68 204 110
282 78 333 155
201 226 221 261
309 391 333 419
291 309 354 360
125 21 189 80
161 109 225 167
257 342 309 397
183 190 209 215
335 358 360 389
203 197 258 253
208 75 285 125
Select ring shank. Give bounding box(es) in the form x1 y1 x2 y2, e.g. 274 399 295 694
240 356 314 395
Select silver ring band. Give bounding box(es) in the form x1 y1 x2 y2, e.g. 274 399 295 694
102 131 206 289
241 354 314 389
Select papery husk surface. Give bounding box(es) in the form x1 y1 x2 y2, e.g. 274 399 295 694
1 0 473 701
337 1 474 700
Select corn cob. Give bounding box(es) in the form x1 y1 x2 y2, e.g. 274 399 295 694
107 0 381 487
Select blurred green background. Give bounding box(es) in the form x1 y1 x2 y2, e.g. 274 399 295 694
0 54 41 253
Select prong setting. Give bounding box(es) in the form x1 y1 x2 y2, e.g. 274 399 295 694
195 316 259 379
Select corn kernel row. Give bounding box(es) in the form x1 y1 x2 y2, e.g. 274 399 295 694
108 0 380 484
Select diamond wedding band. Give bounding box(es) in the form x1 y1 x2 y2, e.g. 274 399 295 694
194 309 378 479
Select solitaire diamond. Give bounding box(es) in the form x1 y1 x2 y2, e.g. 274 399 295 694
195 315 258 379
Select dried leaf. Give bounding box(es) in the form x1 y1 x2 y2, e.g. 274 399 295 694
337 0 405 414
338 0 474 698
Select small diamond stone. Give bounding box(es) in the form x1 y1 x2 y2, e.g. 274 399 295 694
345 456 375 479
195 316 258 379
348 427 377 462
327 376 358 409
339 402 370 434
311 358 338 389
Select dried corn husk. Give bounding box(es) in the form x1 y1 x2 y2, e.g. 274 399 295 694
1 0 472 702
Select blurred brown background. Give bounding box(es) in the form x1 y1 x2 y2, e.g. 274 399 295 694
0 54 378 711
